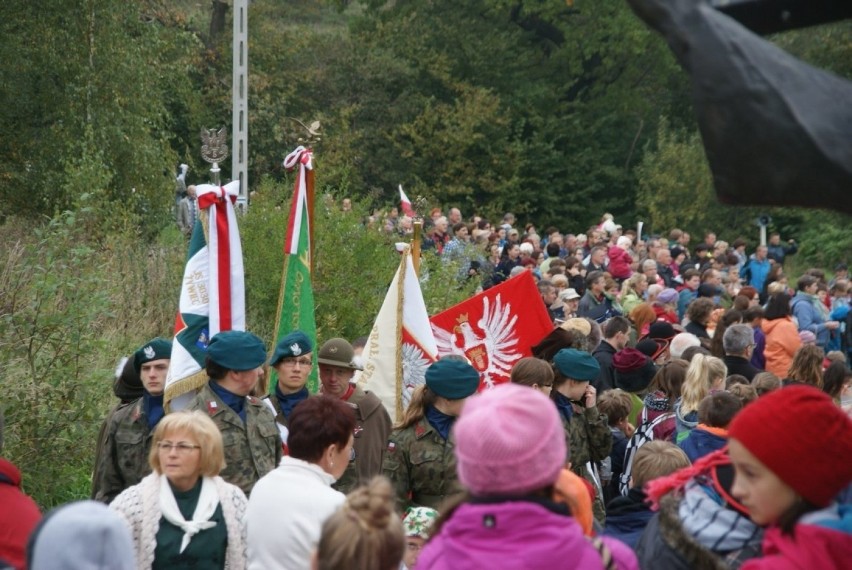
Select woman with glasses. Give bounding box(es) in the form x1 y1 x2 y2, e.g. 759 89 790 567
246 395 356 570
109 410 248 570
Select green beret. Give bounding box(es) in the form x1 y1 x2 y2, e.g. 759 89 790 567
207 331 266 371
553 348 600 382
270 331 313 365
425 359 480 400
133 338 172 374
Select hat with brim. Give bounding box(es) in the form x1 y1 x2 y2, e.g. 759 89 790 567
317 337 361 370
636 337 669 361
613 348 657 393
207 331 266 371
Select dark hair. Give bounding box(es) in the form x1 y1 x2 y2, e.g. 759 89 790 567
681 346 711 362
686 298 715 326
764 292 792 320
697 391 742 427
725 374 750 388
682 268 700 281
586 270 604 289
822 362 851 400
777 498 821 535
732 295 751 312
742 306 764 322
205 357 229 381
796 274 818 292
288 396 356 462
546 242 561 257
648 359 689 405
711 310 743 358
452 222 467 234
510 357 554 389
603 316 630 339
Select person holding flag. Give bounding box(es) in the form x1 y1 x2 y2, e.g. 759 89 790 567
95 338 172 504
185 331 281 496
265 330 313 448
382 358 480 512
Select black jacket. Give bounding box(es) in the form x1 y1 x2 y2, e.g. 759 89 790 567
723 355 762 381
592 341 618 392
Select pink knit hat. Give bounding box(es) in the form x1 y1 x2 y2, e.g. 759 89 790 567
453 383 566 496
728 385 852 507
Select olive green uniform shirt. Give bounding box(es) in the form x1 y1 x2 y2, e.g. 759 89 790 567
564 404 612 524
382 416 462 512
186 382 282 497
94 399 153 505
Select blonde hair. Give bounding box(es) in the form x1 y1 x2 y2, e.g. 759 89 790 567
631 441 690 489
679 354 727 416
149 410 225 476
621 273 648 298
316 477 404 570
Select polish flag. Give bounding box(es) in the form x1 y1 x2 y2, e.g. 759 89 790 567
399 185 416 217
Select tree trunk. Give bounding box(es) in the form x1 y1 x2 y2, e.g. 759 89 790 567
208 0 229 49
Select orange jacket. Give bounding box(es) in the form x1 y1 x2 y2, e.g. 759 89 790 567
761 316 801 377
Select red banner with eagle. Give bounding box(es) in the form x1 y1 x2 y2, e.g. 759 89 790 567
430 271 554 390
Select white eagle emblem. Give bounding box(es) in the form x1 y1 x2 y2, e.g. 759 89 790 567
401 343 433 409
290 343 302 356
143 346 156 359
431 293 521 388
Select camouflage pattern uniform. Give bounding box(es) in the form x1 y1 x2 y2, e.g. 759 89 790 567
382 416 462 512
186 382 282 497
563 404 612 524
332 385 392 495
94 399 153 504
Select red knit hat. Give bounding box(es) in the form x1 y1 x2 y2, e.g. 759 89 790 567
728 385 852 507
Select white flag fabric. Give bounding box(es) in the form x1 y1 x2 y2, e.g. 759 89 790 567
165 180 245 410
359 245 437 422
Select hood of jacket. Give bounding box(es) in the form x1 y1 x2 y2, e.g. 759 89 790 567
761 316 793 336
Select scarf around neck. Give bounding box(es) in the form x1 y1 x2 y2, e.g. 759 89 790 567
553 391 575 422
209 380 246 422
276 385 309 418
159 475 220 553
144 392 165 430
425 405 455 441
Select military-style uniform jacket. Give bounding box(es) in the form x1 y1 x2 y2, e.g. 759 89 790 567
332 385 392 495
94 399 153 505
563 404 613 524
186 382 282 497
382 416 462 512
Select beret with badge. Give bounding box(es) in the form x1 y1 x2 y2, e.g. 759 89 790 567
133 338 172 375
269 330 313 365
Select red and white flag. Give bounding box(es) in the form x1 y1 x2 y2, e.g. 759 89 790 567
398 184 416 217
165 180 245 410
430 272 553 390
358 244 437 421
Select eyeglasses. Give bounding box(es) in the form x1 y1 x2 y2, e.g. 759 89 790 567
157 442 201 454
280 357 312 367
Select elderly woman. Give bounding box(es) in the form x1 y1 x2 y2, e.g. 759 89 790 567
246 395 356 570
110 410 248 570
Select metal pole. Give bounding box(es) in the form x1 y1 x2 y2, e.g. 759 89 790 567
233 0 249 211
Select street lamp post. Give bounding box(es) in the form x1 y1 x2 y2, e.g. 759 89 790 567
232 0 249 211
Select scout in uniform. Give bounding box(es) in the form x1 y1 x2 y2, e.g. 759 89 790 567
264 330 313 447
317 337 392 494
382 358 480 511
186 330 282 496
95 338 171 504
551 348 613 524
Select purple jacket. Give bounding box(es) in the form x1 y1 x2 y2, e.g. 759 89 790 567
415 500 638 570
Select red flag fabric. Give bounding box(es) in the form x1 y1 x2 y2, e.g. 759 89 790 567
399 185 416 217
430 272 554 390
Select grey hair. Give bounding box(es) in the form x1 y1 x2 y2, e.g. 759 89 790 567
723 324 755 355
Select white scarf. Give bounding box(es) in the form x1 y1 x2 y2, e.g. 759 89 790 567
159 474 220 553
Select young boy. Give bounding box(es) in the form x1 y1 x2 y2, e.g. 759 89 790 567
678 391 742 463
597 389 634 505
603 441 689 549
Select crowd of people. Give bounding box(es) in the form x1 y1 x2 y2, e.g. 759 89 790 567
1 208 851 569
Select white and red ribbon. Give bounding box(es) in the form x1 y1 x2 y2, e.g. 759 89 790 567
282 147 313 255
